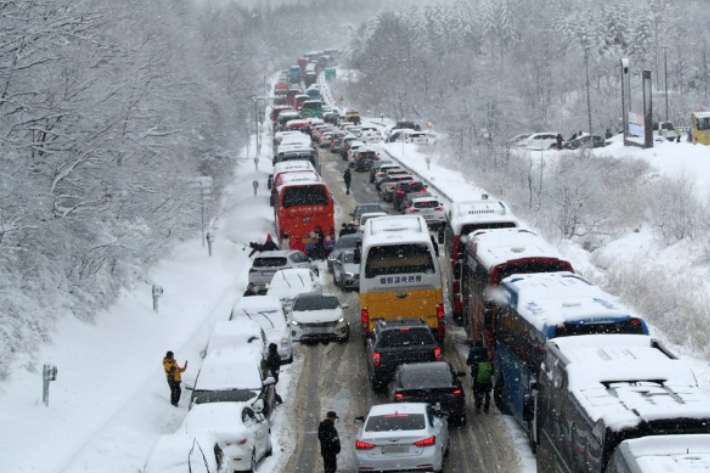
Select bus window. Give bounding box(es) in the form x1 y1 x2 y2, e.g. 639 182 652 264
495 260 571 284
281 185 329 208
364 244 434 278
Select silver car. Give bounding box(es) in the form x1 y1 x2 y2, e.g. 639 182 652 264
332 249 360 290
353 402 449 473
405 196 446 228
247 250 318 294
290 293 350 344
327 233 362 272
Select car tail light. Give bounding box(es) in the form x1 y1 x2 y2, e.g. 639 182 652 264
397 190 405 194
630 318 641 325
437 303 445 340
356 440 376 450
388 184 394 189
409 208 418 213
394 393 405 399
436 207 444 211
436 304 444 319
413 436 436 447
361 309 370 335
249 268 258 273
433 346 442 361
452 388 463 395
373 351 381 367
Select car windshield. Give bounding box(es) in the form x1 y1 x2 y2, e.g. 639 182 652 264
355 205 381 216
253 257 287 268
293 295 340 311
378 328 434 347
236 308 285 329
401 367 452 388
342 252 356 264
365 413 426 432
192 388 257 405
414 200 439 209
336 236 361 249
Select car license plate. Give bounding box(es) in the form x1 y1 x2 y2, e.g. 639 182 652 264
382 445 407 454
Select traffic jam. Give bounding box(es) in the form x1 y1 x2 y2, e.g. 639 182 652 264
143 51 710 473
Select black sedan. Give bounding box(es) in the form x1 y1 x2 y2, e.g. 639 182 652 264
388 361 468 425
562 134 608 150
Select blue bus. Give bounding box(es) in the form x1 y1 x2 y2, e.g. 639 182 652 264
490 272 649 450
289 66 302 83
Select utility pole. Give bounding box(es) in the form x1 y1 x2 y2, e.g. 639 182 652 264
584 46 593 134
664 46 669 121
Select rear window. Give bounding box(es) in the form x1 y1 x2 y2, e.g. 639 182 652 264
253 257 287 268
359 151 376 159
365 244 435 278
355 205 382 216
336 237 361 249
292 295 340 311
401 367 452 388
282 185 330 207
192 389 256 405
554 320 646 337
414 200 440 209
365 414 426 432
378 328 434 347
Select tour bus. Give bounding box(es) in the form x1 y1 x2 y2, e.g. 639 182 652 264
606 434 710 473
691 111 710 145
491 272 650 447
269 160 317 205
274 173 335 257
437 197 519 323
288 65 302 83
294 94 310 112
460 228 573 353
535 334 710 473
301 100 323 118
358 215 445 342
273 145 320 175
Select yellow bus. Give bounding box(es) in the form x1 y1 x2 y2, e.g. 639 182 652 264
691 111 710 145
358 215 445 342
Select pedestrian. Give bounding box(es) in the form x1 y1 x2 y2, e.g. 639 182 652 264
605 128 613 139
675 125 681 143
555 133 563 149
470 346 493 413
343 168 352 195
265 343 284 405
162 351 188 407
313 225 326 260
318 411 341 473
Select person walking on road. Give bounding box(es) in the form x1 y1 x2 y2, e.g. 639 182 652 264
163 351 188 407
318 411 341 473
265 343 283 405
343 168 352 195
313 225 326 260
470 350 493 413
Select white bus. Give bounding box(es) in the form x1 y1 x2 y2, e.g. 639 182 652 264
358 215 445 342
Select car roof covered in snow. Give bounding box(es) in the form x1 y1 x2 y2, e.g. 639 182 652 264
196 348 263 391
180 402 253 437
368 402 429 417
499 272 645 333
617 434 710 472
273 160 315 175
204 320 264 355
467 228 567 271
276 171 322 189
362 215 431 248
448 199 517 234
267 268 320 299
143 433 220 473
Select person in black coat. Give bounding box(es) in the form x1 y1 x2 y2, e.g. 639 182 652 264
265 343 283 404
318 411 341 473
343 168 352 194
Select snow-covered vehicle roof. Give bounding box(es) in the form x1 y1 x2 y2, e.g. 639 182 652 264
499 272 647 334
362 215 431 247
275 171 322 189
367 402 430 417
272 160 315 175
231 295 290 334
467 228 567 271
143 433 223 473
196 348 263 391
448 199 517 234
267 268 321 301
203 320 266 356
614 434 710 472
180 402 257 438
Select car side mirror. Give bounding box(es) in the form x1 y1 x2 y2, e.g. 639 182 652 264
263 376 276 387
253 399 265 413
342 303 350 309
354 416 365 423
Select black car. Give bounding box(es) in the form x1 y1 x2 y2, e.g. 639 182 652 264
350 202 386 226
562 134 607 150
388 361 468 425
379 175 414 202
365 319 442 390
353 149 379 172
393 180 427 212
369 159 394 183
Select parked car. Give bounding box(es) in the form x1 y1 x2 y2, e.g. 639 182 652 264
290 292 350 344
332 249 360 290
230 295 294 364
403 130 429 145
201 320 268 360
404 195 446 228
401 190 433 213
358 212 388 232
350 203 386 226
388 362 467 425
517 132 559 150
387 128 417 143
353 403 449 473
179 402 272 472
653 121 677 141
189 348 277 417
346 140 367 163
375 168 407 190
369 159 394 183
327 232 362 271
360 127 383 143
365 319 442 389
507 133 531 146
246 250 318 295
266 268 322 314
562 134 609 150
352 148 379 172
143 433 239 473
392 180 427 212
340 134 360 160
379 175 414 202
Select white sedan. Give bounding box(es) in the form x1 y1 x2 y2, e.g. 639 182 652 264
353 403 449 473
180 402 272 472
290 292 349 343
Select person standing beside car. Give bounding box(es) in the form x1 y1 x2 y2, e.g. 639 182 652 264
265 343 283 405
162 351 187 407
318 411 341 473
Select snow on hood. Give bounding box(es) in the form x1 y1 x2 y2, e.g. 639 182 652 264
144 433 218 473
292 306 344 324
180 402 251 437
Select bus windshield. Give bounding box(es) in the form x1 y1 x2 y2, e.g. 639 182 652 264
365 244 434 278
282 185 329 208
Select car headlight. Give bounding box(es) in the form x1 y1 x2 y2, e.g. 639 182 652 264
291 320 299 326
337 317 345 324
280 336 289 345
345 272 354 277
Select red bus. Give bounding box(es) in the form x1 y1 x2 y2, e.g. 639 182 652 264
269 161 316 206
460 228 573 358
274 172 335 257
437 198 519 323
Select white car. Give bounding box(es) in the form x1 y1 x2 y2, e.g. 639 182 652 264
353 403 449 473
517 132 559 150
266 268 322 314
405 196 446 228
359 126 382 142
403 130 429 145
290 292 350 343
358 212 388 232
346 140 367 163
143 433 239 473
201 320 268 359
180 402 272 472
230 295 294 364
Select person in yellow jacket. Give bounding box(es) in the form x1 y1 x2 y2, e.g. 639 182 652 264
163 351 188 407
